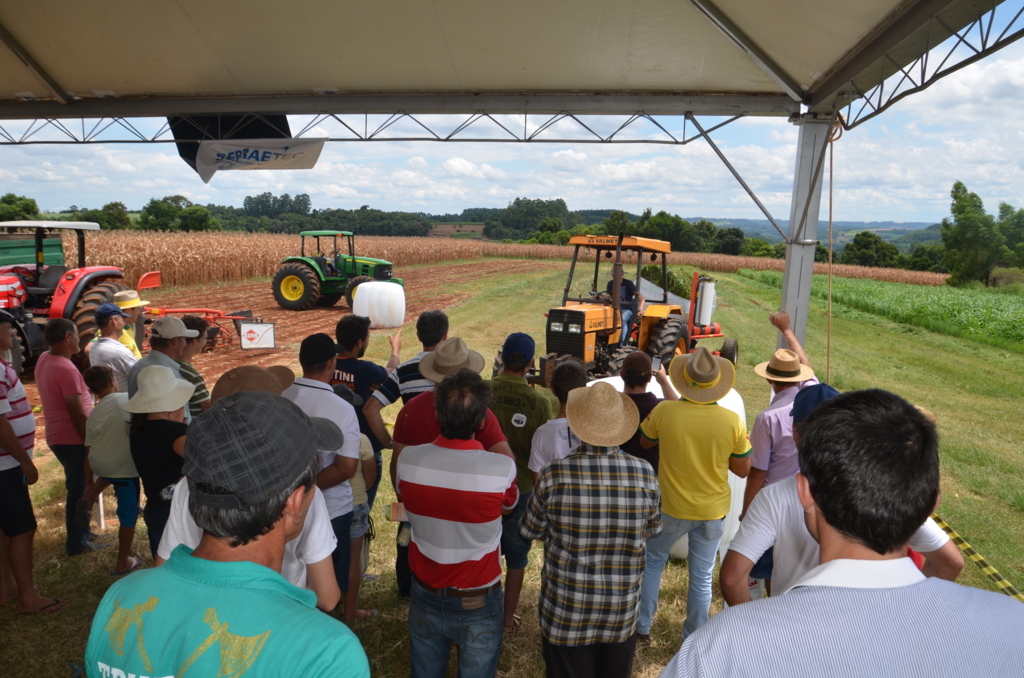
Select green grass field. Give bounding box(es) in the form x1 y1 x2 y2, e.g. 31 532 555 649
3 260 1022 678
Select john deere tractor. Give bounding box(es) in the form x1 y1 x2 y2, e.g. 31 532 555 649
537 234 737 384
272 230 403 311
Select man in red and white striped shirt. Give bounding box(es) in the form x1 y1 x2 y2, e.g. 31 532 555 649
397 369 518 678
0 316 67 614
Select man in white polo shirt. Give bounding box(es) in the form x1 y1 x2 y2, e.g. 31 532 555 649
283 333 361 607
661 389 1023 676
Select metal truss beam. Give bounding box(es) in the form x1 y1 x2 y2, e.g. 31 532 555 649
0 93 799 121
0 21 68 105
0 111 754 146
689 0 805 102
809 0 1024 128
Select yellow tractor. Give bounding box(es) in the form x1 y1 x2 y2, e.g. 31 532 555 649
537 234 737 384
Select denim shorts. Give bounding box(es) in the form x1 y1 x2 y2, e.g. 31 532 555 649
350 502 370 539
100 477 140 528
500 490 532 570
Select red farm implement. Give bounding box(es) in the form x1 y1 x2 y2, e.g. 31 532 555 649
136 271 255 352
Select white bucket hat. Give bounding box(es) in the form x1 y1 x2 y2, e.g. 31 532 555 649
126 365 196 413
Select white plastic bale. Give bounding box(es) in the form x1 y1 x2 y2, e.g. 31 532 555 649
696 281 717 326
588 376 746 561
351 281 406 329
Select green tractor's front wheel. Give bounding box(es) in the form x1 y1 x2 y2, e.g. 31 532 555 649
272 264 322 311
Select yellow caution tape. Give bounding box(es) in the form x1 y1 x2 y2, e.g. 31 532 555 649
932 513 1024 603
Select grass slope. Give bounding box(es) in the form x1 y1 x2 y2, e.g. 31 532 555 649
3 262 1022 678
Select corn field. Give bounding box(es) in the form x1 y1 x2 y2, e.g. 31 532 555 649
64 232 948 289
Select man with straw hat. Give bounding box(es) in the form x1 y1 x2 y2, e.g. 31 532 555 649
112 289 150 360
389 337 512 598
636 347 751 645
86 391 370 678
520 381 661 678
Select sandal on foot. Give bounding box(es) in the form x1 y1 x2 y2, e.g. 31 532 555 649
19 598 68 615
355 608 378 621
112 556 143 576
503 613 522 635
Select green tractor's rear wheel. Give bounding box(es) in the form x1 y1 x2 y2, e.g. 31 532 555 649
315 293 343 308
273 264 321 311
345 275 374 310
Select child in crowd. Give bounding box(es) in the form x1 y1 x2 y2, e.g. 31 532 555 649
527 361 589 485
125 365 194 558
83 366 142 575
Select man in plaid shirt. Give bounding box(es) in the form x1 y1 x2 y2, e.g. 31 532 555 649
520 381 661 678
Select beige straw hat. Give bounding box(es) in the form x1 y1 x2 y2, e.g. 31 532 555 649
125 365 196 413
418 337 485 383
566 381 640 447
753 349 815 383
211 365 296 402
669 346 735 404
113 290 150 309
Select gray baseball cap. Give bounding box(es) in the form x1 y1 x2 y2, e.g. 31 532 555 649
184 391 343 512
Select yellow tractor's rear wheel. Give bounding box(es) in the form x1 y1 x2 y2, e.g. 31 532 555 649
272 264 321 311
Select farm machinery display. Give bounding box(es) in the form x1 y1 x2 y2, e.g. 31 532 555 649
537 234 737 384
272 230 404 311
0 221 135 371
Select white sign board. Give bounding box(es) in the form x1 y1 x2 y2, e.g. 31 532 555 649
194 138 327 183
238 321 276 350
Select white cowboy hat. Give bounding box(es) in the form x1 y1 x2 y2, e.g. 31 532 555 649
126 365 196 413
418 337 485 383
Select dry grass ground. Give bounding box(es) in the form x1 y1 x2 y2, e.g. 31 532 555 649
2 259 1020 678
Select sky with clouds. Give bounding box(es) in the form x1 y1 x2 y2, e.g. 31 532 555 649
2 39 1023 225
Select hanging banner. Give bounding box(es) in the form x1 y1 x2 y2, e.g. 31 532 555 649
194 138 327 183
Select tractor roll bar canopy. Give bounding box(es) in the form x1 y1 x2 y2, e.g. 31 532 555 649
0 220 99 269
567 235 672 254
562 235 671 307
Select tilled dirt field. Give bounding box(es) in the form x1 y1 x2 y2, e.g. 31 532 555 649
23 258 563 400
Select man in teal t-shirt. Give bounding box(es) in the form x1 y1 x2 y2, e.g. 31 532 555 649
489 331 556 634
85 391 369 678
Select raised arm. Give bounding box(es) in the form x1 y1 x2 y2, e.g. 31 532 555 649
770 311 810 367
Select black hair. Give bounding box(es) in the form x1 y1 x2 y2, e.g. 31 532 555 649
551 361 588 404
189 452 320 547
83 365 115 394
798 389 939 555
301 358 334 374
502 352 530 374
43 318 75 347
434 369 492 440
96 314 115 332
181 315 210 346
336 315 371 351
416 310 448 348
622 367 652 389
149 335 175 351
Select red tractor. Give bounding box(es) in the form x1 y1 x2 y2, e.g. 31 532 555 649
0 221 133 372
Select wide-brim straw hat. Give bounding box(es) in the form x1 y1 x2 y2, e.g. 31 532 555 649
211 365 295 402
113 290 150 309
753 348 815 383
669 347 735 404
418 337 485 383
566 381 640 447
126 365 196 413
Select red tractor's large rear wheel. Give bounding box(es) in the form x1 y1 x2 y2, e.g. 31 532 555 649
71 280 129 350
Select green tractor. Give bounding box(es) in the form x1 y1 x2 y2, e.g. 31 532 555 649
272 230 403 311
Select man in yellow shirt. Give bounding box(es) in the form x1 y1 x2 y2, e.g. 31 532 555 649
637 347 750 644
112 290 149 360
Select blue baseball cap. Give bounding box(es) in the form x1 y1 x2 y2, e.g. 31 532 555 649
502 332 535 361
790 383 841 424
96 303 130 322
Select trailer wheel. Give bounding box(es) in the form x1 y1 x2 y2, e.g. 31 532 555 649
720 337 739 365
273 264 321 311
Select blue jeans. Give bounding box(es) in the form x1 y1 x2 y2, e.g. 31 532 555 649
50 444 89 553
330 511 354 594
408 578 503 678
638 514 724 641
620 309 634 343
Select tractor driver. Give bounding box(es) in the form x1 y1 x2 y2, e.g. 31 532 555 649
605 277 645 343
